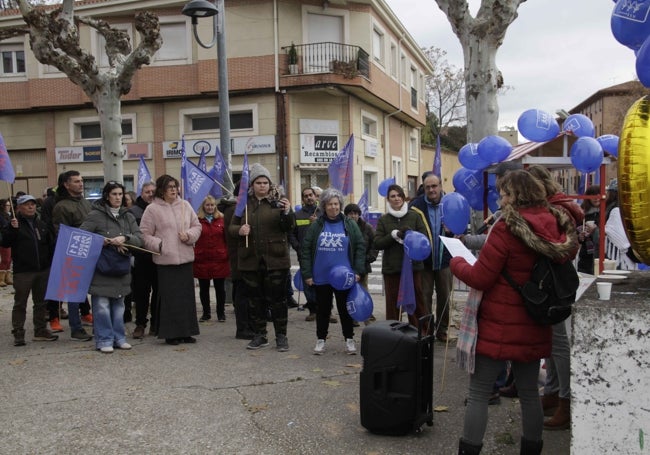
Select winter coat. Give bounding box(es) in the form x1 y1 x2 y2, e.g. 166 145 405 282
1 212 54 273
193 216 230 279
228 196 295 272
52 196 92 232
374 207 428 274
140 197 202 266
450 205 578 363
79 201 143 299
300 214 366 280
289 204 318 254
218 198 241 280
409 194 453 270
357 218 378 275
548 192 584 227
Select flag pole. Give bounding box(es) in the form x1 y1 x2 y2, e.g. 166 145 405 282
6 182 14 219
245 205 249 248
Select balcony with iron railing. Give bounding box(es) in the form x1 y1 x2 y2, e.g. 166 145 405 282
282 42 370 79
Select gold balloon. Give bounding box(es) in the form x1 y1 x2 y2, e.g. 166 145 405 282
618 95 650 264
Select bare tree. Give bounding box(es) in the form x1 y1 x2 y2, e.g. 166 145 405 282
2 0 162 182
422 46 466 139
434 0 526 142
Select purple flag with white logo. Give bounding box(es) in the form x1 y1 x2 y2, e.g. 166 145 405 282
181 136 187 199
396 252 416 315
136 156 152 196
234 153 249 218
209 146 226 199
357 188 369 221
183 158 215 212
45 225 104 302
197 148 207 172
0 133 15 183
328 134 354 196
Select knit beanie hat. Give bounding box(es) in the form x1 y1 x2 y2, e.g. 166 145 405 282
249 163 272 185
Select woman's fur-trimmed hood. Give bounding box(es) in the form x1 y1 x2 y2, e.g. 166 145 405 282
501 204 578 261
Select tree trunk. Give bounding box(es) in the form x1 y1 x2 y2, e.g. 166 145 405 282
92 80 124 182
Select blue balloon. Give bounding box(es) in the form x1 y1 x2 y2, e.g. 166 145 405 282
458 143 490 170
329 265 355 291
378 177 396 197
452 167 483 198
465 186 484 211
293 270 304 292
441 193 471 235
596 134 620 157
611 0 650 50
403 230 431 261
294 204 302 212
517 109 561 142
346 283 373 322
637 35 650 88
563 114 595 138
570 137 604 173
477 135 513 164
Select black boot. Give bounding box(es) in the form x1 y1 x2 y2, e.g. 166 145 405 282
458 438 482 455
520 437 543 455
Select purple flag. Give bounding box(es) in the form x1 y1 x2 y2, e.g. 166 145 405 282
0 133 16 183
357 188 369 221
234 153 249 218
209 146 226 199
136 156 152 196
183 159 216 212
45 225 104 302
433 134 442 179
328 134 354 195
197 148 207 172
396 251 416 315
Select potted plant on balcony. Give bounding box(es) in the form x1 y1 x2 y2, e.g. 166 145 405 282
288 42 299 75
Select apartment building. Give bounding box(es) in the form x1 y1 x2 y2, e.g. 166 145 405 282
0 0 432 210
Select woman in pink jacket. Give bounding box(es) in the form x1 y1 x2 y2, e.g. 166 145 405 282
140 175 202 345
451 170 577 455
193 195 230 322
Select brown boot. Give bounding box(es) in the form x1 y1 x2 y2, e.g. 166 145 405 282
5 271 12 285
541 391 559 416
543 397 570 431
0 271 6 287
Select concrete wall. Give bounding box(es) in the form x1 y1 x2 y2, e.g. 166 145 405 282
572 272 650 453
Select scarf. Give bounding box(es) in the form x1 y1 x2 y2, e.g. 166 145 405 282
387 203 408 219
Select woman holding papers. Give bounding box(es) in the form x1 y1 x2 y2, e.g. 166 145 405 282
140 175 202 346
450 170 577 455
80 181 142 354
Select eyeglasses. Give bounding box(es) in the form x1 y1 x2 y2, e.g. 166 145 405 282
165 185 178 190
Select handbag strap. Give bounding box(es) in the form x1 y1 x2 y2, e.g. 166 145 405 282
501 269 522 293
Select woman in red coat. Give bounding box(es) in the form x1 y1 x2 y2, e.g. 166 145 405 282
194 196 230 322
451 171 577 455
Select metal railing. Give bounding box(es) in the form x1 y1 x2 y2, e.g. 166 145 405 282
283 42 369 78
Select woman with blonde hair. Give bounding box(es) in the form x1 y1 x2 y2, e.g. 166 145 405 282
194 195 230 322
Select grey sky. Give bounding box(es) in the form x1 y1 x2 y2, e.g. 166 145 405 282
385 0 635 135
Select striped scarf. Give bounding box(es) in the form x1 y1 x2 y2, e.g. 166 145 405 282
456 287 482 374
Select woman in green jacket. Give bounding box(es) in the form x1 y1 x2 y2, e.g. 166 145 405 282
374 184 428 326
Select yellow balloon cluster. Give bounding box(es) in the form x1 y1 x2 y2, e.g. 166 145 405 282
618 95 650 264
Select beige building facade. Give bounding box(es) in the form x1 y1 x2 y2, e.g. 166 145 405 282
0 0 432 212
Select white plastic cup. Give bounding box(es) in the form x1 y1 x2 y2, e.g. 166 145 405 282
597 282 612 300
603 259 617 271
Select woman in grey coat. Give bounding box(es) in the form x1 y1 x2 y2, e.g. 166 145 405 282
80 181 143 353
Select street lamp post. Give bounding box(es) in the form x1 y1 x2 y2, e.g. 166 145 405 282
182 0 233 194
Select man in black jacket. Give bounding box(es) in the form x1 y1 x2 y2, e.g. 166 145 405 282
2 195 58 346
128 182 158 339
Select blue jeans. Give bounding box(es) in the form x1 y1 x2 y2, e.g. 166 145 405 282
67 301 83 333
91 295 126 349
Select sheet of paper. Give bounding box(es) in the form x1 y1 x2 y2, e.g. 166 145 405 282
440 236 477 265
576 272 597 301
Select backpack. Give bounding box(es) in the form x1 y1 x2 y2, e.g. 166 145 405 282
502 256 579 325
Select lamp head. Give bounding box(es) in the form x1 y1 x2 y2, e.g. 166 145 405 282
181 0 218 18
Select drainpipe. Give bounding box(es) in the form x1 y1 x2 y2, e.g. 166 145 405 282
274 0 279 92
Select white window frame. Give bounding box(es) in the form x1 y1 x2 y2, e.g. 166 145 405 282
363 171 378 210
372 23 385 67
389 41 398 79
179 104 259 139
152 17 191 66
0 40 26 80
409 131 418 161
391 158 402 185
70 114 137 146
410 65 418 111
400 52 406 86
361 110 378 141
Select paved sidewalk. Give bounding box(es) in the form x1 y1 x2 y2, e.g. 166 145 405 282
0 282 570 454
